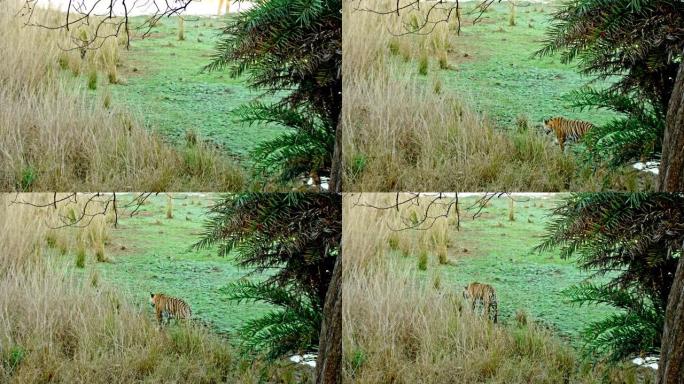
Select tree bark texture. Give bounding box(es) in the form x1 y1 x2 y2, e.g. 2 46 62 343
658 253 684 384
315 254 342 384
329 123 343 193
658 51 684 191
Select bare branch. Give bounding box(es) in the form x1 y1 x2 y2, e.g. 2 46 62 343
351 0 505 37
9 192 171 229
350 192 460 231
18 0 201 50
350 192 532 232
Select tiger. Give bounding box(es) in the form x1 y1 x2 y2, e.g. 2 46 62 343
149 293 192 327
462 282 498 323
543 116 594 152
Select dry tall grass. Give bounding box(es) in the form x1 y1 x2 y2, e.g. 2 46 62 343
342 193 654 383
342 1 652 191
0 2 244 191
0 194 304 383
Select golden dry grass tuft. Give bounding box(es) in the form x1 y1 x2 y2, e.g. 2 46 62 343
166 195 174 219
342 193 653 383
0 1 244 191
342 1 652 191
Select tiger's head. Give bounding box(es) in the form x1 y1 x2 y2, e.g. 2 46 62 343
150 292 158 307
542 117 562 145
462 285 470 300
543 118 554 135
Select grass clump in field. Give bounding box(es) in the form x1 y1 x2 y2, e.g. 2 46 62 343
177 17 185 41
87 68 98 90
0 1 245 191
75 245 86 268
342 1 655 191
418 53 429 75
166 195 174 219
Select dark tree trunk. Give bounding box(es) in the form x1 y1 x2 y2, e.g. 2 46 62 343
329 123 342 193
658 252 684 384
657 52 684 384
328 70 343 194
315 253 342 384
658 53 684 191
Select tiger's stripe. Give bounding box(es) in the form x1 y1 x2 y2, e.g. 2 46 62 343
149 293 192 326
462 282 498 323
543 116 594 152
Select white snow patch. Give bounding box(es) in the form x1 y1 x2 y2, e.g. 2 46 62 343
307 176 330 191
632 161 660 175
289 353 317 368
632 356 659 370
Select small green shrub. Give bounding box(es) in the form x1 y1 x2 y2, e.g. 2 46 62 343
418 250 428 271
87 69 98 90
76 246 86 268
351 154 367 177
2 345 25 373
418 54 429 76
388 39 400 56
409 210 419 225
388 234 399 250
19 166 37 191
67 208 77 224
350 349 366 372
409 14 419 32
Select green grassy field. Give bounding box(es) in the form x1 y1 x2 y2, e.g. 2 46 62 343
84 194 272 335
110 16 286 161
396 195 614 341
415 1 617 130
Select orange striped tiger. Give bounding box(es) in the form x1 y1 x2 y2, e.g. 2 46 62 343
543 116 594 152
149 293 192 327
462 282 498 323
